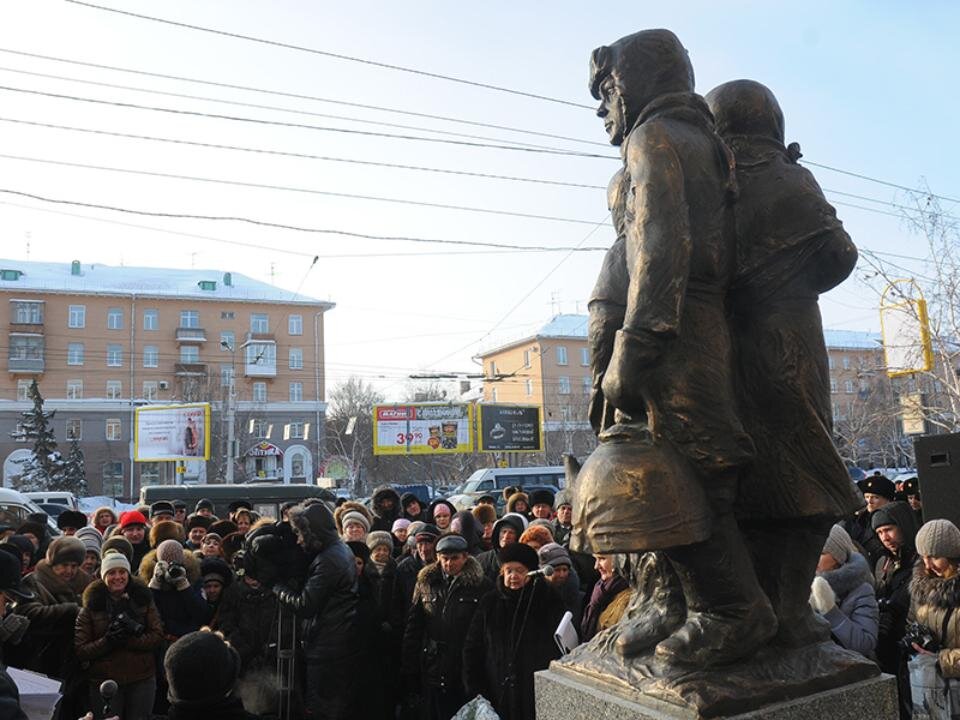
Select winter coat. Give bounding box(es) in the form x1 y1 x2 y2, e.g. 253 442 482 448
166 697 262 720
873 501 919 674
402 557 492 692
17 561 90 677
365 556 404 635
818 552 878 658
476 515 527 584
463 576 565 720
0 667 27 720
910 565 960 677
276 503 358 662
552 520 572 549
371 486 402 533
74 577 164 684
396 553 426 626
581 574 631 641
842 512 886 570
216 579 280 673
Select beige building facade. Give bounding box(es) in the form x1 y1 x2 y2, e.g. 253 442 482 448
1 259 333 498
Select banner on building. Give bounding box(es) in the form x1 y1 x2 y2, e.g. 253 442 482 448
880 280 934 378
373 404 473 455
134 403 210 461
477 404 542 452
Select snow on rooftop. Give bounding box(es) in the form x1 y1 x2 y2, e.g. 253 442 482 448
823 329 882 350
537 313 588 338
0 258 333 307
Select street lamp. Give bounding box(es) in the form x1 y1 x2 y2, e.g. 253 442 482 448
221 340 237 484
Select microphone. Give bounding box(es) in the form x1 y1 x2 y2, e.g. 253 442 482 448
100 679 118 717
527 565 555 578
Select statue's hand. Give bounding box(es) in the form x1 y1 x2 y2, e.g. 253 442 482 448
601 329 662 412
588 383 606 434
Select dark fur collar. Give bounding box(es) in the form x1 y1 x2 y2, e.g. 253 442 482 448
82 576 153 611
910 564 960 610
821 552 875 597
414 556 485 608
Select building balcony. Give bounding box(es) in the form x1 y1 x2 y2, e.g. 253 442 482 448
174 362 208 377
8 356 44 373
9 322 44 333
244 362 277 378
176 327 207 343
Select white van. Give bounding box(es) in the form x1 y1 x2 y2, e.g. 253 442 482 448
23 492 79 510
448 466 565 511
0 489 61 535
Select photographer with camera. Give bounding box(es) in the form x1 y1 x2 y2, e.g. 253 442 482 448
904 519 960 717
141 539 209 639
75 550 163 719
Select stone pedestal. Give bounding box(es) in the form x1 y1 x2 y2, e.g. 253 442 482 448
535 666 898 720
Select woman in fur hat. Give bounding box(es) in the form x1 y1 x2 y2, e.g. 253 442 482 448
75 550 164 720
505 492 530 519
333 501 374 537
908 519 960 675
810 525 878 658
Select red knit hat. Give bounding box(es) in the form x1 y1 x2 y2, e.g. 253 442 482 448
118 510 147 529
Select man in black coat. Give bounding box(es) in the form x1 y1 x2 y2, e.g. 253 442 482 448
275 502 358 720
371 486 402 533
396 524 440 624
402 534 492 720
476 514 526 584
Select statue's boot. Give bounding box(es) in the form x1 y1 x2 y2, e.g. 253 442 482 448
617 551 686 657
744 522 832 647
655 513 778 667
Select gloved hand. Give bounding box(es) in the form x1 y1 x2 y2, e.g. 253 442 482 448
165 562 190 591
0 613 29 645
149 560 169 590
106 621 128 647
809 576 837 614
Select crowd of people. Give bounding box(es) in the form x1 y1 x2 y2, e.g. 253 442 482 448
0 474 954 719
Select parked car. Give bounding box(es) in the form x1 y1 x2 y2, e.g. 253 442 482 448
23 492 79 510
448 466 565 511
36 503 67 522
0 489 60 536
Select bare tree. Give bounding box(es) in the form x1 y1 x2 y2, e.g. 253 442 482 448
326 377 384 495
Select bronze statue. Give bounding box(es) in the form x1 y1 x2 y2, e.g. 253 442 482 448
561 29 876 715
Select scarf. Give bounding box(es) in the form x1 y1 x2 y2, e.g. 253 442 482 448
582 574 629 640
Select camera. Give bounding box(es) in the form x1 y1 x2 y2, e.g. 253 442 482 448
901 622 940 654
167 563 186 580
111 611 145 638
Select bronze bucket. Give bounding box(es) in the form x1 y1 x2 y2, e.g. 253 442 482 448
569 423 712 554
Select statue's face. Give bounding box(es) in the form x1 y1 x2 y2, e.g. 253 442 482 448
596 74 627 145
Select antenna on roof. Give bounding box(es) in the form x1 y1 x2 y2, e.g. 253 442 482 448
550 290 561 317
24 231 30 258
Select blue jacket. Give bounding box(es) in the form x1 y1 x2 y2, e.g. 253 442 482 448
819 552 879 659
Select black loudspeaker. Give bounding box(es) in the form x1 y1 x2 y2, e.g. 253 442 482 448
915 432 960 527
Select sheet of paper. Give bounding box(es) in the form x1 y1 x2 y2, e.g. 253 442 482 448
554 610 579 655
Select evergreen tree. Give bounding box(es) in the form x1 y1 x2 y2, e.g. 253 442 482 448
9 379 65 491
58 437 87 496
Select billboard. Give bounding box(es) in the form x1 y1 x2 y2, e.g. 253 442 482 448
880 282 934 378
477 404 542 452
373 404 473 455
135 403 211 461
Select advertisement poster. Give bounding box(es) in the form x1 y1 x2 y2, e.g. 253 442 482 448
373 404 473 455
478 405 542 452
135 403 211 461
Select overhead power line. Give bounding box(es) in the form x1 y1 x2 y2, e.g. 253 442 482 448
0 152 603 225
0 84 613 160
804 160 960 205
0 49 607 147
0 116 606 190
0 188 612 250
64 0 595 110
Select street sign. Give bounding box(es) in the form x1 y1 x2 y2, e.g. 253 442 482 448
477 405 542 453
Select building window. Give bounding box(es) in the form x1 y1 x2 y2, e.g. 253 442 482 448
844 379 854 394
250 313 269 333
198 280 217 291
491 387 498 402
66 418 82 440
525 379 533 397
252 382 267 403
68 305 86 328
289 422 306 440
106 381 122 399
67 343 84 366
581 347 590 366
143 381 158 401
830 378 838 394
289 382 303 402
220 365 234 388
220 331 235 351
102 461 124 496
557 346 568 366
859 379 869 393
179 310 200 329
13 301 42 324
582 376 592 394
489 360 497 377
245 342 276 369
143 309 158 331
10 335 43 361
289 348 303 370
140 462 160 485
288 315 303 335
105 419 122 441
143 345 159 367
252 419 269 439
180 345 200 363
558 376 571 395
842 356 851 370
107 307 124 330
828 356 835 370
67 379 83 399
291 453 305 478
220 311 235 320
106 344 123 366
523 350 531 369
16 380 30 401
13 422 27 441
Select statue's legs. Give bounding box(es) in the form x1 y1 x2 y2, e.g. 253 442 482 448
656 477 778 667
742 520 832 647
616 551 686 657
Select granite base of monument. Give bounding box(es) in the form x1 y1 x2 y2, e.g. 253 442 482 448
536 666 898 720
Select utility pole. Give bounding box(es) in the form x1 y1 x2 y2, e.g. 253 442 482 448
222 340 237 484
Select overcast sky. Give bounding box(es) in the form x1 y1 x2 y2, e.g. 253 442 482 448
0 1 957 400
